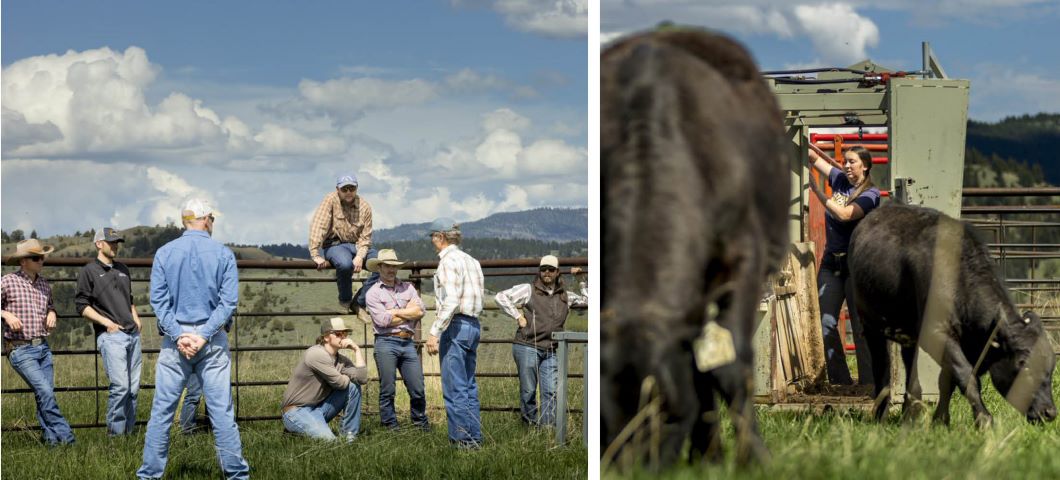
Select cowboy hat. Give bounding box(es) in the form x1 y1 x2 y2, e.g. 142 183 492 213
8 238 55 265
366 249 407 272
320 317 354 335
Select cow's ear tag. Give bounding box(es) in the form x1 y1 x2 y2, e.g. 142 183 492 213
694 320 736 372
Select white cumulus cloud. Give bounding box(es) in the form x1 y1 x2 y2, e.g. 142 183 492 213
793 3 880 65
456 0 587 38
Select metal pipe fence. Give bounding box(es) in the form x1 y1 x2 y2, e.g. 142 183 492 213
1 256 589 435
960 189 1060 346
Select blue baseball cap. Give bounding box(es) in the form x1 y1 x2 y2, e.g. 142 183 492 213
427 217 459 235
336 173 358 188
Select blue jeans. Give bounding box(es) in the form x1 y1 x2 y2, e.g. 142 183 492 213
179 372 205 434
439 314 482 444
374 335 428 428
97 331 143 435
137 330 249 480
281 383 363 440
819 265 874 386
7 341 75 446
323 244 379 305
512 343 558 426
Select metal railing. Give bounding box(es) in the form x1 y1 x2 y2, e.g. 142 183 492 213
960 188 1060 330
1 256 589 435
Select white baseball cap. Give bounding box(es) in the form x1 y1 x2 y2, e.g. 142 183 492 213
181 198 216 221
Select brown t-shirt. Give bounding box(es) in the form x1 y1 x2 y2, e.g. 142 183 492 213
280 345 368 410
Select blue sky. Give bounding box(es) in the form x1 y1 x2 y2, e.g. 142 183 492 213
602 1 1060 122
2 0 588 244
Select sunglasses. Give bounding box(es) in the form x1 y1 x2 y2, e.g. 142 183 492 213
340 186 357 193
539 266 558 273
330 330 349 338
26 255 44 263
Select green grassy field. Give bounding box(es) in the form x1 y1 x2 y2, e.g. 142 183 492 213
605 362 1060 479
1 414 586 479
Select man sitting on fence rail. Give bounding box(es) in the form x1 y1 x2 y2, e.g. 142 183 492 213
280 317 367 441
138 198 250 480
365 249 430 431
76 227 142 437
2 238 76 446
308 173 380 314
495 255 588 427
425 218 486 449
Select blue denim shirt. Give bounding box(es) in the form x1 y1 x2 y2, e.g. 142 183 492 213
150 230 238 342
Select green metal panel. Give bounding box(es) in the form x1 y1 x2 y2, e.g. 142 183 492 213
785 122 808 243
753 299 773 398
886 77 970 403
775 91 888 112
888 78 970 217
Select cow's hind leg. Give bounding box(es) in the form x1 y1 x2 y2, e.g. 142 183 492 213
899 345 926 422
863 326 892 421
690 369 723 463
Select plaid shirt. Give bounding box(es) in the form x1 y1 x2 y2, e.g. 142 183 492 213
308 192 373 261
429 245 484 337
1 270 55 341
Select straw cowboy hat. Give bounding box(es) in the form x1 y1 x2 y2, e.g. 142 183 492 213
366 249 407 273
8 238 55 265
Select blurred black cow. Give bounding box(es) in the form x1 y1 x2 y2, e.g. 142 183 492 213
601 29 789 468
849 203 1057 427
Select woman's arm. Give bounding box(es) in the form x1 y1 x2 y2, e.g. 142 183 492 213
808 181 867 221
808 143 841 177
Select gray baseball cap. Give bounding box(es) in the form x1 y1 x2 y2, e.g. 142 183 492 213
427 217 459 235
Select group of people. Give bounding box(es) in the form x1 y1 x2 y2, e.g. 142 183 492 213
1 173 588 479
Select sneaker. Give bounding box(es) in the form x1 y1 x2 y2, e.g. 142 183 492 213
341 431 357 444
338 300 353 314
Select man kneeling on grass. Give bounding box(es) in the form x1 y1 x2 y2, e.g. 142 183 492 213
280 317 367 442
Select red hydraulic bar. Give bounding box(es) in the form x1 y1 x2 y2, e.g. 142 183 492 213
810 133 889 142
815 143 888 151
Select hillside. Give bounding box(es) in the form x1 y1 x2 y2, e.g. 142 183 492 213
373 207 588 242
966 113 1060 185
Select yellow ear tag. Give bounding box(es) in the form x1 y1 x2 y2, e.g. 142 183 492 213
694 320 736 372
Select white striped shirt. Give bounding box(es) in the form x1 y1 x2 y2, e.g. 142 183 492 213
495 280 589 320
429 245 485 337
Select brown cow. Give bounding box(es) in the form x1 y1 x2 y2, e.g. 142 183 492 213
601 28 789 469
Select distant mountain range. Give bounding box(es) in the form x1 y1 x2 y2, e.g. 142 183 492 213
373 207 588 242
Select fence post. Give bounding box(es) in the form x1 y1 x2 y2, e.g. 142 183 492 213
552 331 587 445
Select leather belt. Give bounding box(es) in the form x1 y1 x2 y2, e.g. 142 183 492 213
282 404 299 415
4 337 45 350
380 331 414 340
